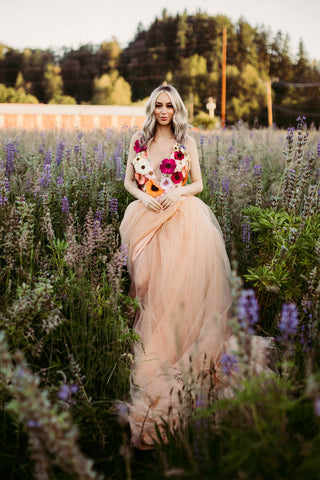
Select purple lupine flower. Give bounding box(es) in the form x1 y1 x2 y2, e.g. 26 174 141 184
237 289 259 333
106 128 113 142
199 134 205 146
278 302 299 338
220 353 239 376
114 139 123 176
57 383 78 402
221 177 230 197
58 384 73 401
317 142 320 157
82 146 87 167
286 127 295 141
5 141 17 177
254 165 262 176
109 198 118 216
28 419 40 429
69 384 79 395
120 243 128 266
0 195 8 206
94 142 105 164
240 156 251 172
44 149 51 167
314 398 320 417
56 141 65 167
74 145 80 154
56 176 64 187
61 195 69 214
242 218 251 244
95 208 102 225
40 150 52 189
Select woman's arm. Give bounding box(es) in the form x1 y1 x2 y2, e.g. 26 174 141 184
160 135 203 208
123 133 163 213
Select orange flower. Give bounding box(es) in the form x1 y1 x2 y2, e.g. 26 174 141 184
135 172 147 185
145 179 164 197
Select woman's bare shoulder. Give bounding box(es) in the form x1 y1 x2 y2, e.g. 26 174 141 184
184 135 197 151
130 131 142 145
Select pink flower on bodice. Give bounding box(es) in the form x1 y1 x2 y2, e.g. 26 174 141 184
134 140 147 153
174 150 185 160
160 158 176 174
171 171 183 184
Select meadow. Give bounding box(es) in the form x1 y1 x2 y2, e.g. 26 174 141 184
0 119 320 480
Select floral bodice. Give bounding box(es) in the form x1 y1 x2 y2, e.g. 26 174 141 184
131 139 190 197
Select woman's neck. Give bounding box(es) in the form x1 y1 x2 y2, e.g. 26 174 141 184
153 125 175 142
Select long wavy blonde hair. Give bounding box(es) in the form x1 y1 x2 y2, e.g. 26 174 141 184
140 84 189 146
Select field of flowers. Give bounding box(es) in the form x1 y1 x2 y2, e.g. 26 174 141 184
0 119 320 480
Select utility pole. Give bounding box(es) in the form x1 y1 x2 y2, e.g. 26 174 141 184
267 80 273 126
221 28 227 128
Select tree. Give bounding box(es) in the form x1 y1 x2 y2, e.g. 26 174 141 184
43 63 63 102
92 71 131 105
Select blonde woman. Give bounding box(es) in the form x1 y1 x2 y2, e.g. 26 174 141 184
120 84 233 449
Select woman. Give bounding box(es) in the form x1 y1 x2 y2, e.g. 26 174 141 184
120 85 235 449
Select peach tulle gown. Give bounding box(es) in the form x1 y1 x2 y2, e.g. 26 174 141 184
120 139 269 449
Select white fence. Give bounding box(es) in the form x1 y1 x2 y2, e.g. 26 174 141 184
0 103 146 130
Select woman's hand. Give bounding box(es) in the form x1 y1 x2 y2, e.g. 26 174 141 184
160 188 182 209
140 193 163 213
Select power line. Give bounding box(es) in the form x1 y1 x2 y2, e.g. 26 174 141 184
273 104 320 117
273 80 320 88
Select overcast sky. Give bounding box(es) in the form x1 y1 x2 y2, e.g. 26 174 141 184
1 0 319 61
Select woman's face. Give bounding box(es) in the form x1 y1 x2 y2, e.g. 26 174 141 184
154 92 174 126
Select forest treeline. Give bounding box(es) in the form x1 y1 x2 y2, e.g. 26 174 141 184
1 10 320 126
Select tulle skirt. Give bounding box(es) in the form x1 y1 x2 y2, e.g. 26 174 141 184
119 195 268 448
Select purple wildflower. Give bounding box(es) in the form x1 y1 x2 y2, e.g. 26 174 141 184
74 145 80 154
237 289 259 333
0 195 8 206
57 385 70 401
57 383 78 402
109 198 118 216
56 141 65 167
199 134 205 146
28 419 40 429
114 139 123 176
5 141 17 177
221 177 230 197
254 165 262 176
242 218 251 244
314 398 320 417
286 127 295 141
220 353 239 376
61 195 69 214
278 303 299 338
120 243 128 266
56 176 64 187
317 142 320 157
40 150 52 189
95 208 102 225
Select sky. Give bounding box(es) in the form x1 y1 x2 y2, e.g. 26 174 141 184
1 0 319 61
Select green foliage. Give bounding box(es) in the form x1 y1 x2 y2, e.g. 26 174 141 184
0 82 39 103
92 71 131 105
193 111 219 129
243 206 320 310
